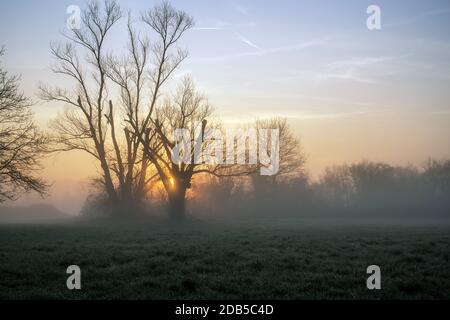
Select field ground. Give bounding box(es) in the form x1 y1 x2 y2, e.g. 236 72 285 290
0 218 449 299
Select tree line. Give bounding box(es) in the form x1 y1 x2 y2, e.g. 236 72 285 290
189 159 450 219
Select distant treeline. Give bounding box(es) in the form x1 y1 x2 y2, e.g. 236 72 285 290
188 159 450 219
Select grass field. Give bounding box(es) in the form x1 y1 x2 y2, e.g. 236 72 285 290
0 218 449 299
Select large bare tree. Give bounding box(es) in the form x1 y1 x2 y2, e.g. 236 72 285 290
40 1 193 216
40 0 123 210
142 78 213 219
0 47 48 202
144 78 257 219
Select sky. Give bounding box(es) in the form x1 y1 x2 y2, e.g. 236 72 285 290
1 0 450 213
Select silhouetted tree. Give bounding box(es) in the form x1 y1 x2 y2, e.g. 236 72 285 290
40 0 123 211
318 165 354 209
40 1 193 216
143 78 254 219
0 47 48 202
423 158 450 195
142 78 211 218
317 160 425 215
422 158 450 212
348 161 396 211
251 118 306 196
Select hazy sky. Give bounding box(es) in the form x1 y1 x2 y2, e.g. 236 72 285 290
1 0 450 212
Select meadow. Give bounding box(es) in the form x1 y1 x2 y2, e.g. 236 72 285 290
0 218 449 300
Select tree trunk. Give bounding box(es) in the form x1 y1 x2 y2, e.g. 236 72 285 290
168 187 187 220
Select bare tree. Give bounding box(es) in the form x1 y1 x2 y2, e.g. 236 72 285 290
0 47 48 202
251 118 306 195
117 1 194 206
318 165 354 208
40 1 193 216
40 0 123 210
142 78 213 219
102 14 151 208
142 78 255 219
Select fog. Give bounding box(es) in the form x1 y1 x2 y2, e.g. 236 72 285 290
185 159 450 221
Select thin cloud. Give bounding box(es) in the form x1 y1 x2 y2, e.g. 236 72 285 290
385 7 450 28
192 21 256 31
192 27 224 31
315 56 402 84
290 110 380 120
196 37 332 62
430 110 450 116
236 33 261 50
221 110 380 124
232 3 249 15
324 56 395 69
315 73 378 84
294 94 375 108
